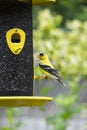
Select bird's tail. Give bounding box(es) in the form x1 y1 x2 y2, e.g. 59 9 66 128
57 78 66 87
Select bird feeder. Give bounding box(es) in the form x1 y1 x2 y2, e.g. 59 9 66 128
0 0 55 107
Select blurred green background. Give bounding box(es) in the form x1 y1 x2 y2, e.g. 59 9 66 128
33 1 87 130
0 0 87 130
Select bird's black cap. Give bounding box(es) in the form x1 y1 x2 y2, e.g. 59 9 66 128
40 53 45 56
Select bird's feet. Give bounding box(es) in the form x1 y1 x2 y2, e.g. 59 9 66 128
34 75 47 80
45 75 49 80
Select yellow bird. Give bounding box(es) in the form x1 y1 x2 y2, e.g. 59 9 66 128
37 53 65 86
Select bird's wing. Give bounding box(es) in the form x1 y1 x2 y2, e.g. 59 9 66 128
39 62 60 79
39 62 66 86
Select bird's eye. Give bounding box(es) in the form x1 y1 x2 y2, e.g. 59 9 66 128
40 53 44 56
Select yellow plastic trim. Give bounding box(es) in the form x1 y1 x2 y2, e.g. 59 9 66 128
32 0 56 5
18 0 56 5
6 28 26 55
0 96 53 107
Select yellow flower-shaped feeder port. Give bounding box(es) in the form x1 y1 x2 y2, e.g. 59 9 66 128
6 28 26 55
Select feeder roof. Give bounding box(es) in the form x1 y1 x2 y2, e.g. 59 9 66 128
0 0 56 5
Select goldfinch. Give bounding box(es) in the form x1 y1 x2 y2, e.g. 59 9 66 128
37 53 65 86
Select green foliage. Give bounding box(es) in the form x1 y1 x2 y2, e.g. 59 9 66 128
33 0 87 28
48 0 87 22
41 85 53 96
46 82 81 130
33 9 87 130
34 9 87 81
1 108 23 130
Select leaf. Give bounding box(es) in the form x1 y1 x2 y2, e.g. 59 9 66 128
15 121 23 128
41 85 53 96
1 127 9 130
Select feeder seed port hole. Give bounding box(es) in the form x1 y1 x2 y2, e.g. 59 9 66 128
0 96 53 107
